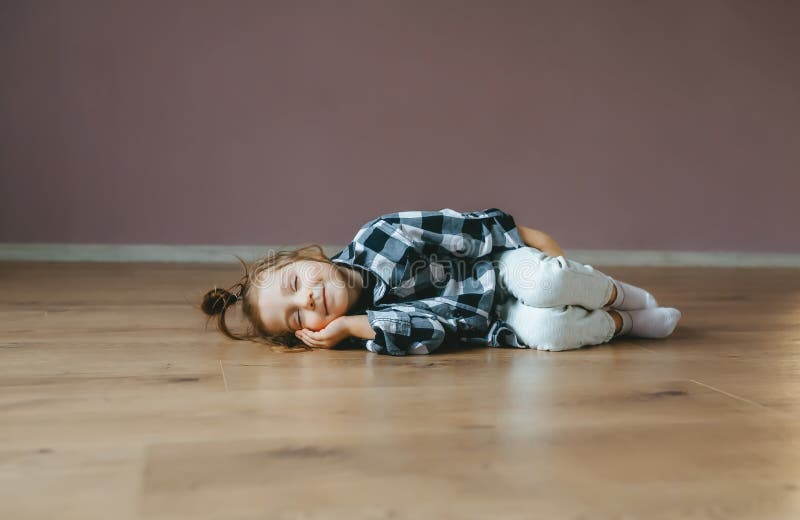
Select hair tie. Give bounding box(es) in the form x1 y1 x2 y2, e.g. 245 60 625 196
231 284 244 304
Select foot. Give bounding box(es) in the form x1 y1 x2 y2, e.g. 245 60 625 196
615 307 682 338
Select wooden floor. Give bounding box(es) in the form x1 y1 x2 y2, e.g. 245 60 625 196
1 261 799 520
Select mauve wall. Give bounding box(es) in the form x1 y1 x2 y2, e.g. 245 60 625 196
1 0 798 252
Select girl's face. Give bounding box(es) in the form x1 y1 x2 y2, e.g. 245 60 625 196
255 259 351 334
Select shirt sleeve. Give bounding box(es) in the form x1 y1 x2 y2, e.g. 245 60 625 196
363 305 447 356
375 207 526 260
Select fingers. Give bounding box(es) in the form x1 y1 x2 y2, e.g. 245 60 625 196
296 329 333 349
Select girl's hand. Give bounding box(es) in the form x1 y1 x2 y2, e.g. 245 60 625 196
295 316 352 349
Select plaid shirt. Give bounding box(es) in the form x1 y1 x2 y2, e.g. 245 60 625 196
329 208 527 356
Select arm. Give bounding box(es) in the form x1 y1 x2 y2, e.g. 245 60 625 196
346 314 375 340
296 308 442 357
517 226 566 259
375 207 526 260
347 308 446 356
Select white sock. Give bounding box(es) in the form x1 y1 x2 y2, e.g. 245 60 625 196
616 308 681 338
608 278 659 310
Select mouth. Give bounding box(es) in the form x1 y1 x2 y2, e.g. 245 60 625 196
322 286 328 314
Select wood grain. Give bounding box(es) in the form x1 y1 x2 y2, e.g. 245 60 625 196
1 261 799 519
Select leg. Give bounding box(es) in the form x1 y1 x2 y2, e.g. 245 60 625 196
494 247 616 310
606 284 618 307
607 309 623 335
496 297 618 351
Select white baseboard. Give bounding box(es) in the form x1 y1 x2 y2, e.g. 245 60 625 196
0 243 799 267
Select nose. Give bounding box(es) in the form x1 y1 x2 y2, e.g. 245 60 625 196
303 290 316 310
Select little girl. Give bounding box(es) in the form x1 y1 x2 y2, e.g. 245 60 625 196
200 208 681 355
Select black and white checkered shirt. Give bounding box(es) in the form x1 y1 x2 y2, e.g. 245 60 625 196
329 208 527 355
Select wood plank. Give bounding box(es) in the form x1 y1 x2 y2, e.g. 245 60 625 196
1 261 799 519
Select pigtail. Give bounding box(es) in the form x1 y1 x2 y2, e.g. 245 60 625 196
201 285 241 316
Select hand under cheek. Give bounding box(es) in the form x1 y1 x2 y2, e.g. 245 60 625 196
299 329 316 339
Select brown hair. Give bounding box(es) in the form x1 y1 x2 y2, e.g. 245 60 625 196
199 244 335 351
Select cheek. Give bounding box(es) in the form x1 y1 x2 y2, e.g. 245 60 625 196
310 315 329 331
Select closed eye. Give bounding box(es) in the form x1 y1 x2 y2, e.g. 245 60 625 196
294 274 302 329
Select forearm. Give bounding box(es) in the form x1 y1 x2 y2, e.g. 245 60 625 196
517 226 566 258
346 314 376 340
